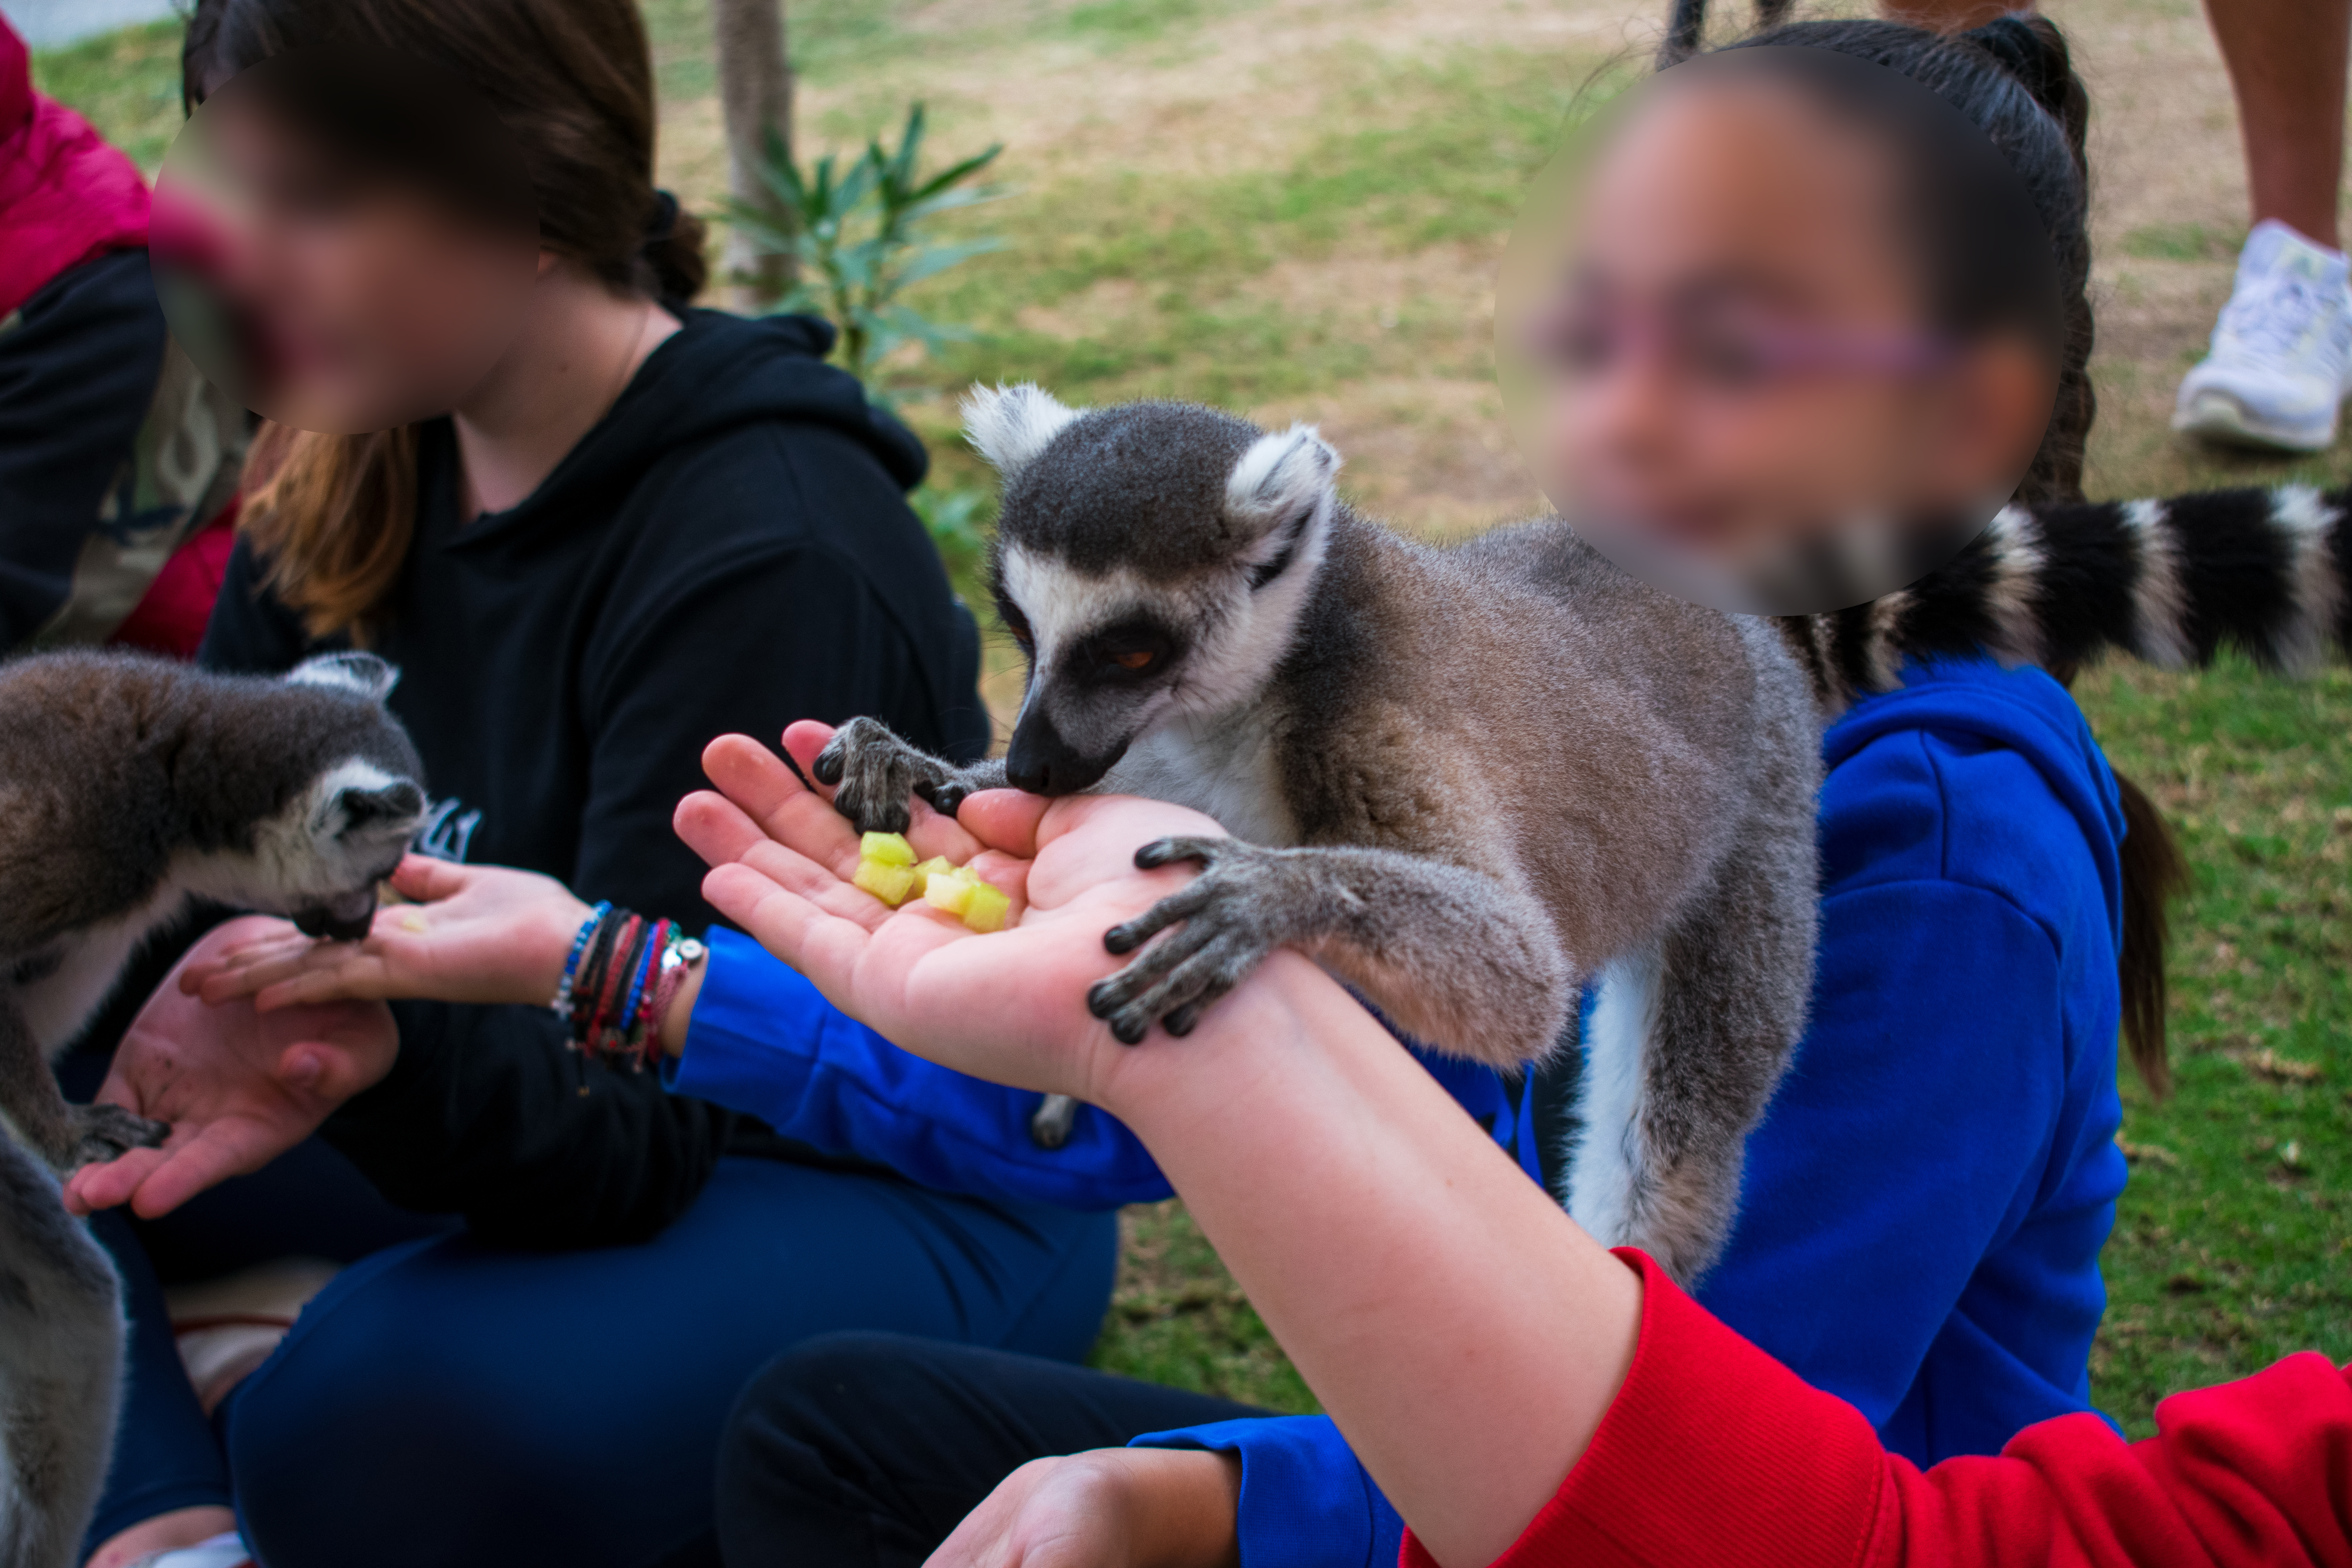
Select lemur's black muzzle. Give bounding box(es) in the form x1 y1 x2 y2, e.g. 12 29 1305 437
292 887 382 943
1006 717 1122 797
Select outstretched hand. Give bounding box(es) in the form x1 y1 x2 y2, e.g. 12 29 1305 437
64 918 398 1220
180 856 591 1012
924 1449 1242 1568
674 722 1223 1102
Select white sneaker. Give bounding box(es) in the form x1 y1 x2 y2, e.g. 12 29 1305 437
2174 219 2352 452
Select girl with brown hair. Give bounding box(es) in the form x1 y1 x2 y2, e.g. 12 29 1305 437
57 2 1117 1564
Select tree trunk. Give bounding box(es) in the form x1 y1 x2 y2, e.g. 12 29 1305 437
712 0 795 311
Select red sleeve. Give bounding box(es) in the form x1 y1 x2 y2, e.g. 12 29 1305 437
1402 1250 2352 1568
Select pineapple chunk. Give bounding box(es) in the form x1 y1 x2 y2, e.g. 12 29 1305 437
924 867 978 917
909 856 956 896
860 831 916 867
853 858 917 907
961 881 1011 934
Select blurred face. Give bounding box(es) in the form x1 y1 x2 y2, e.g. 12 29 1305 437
156 86 537 434
1526 73 2051 606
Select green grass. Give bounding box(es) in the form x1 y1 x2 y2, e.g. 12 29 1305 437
2078 658 2352 1433
27 16 186 172
1091 1202 1319 1411
2118 221 2247 263
38 0 2351 1436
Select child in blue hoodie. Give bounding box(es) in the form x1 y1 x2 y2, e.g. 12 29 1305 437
152 13 2168 1568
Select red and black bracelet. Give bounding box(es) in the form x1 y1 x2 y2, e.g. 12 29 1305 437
551 904 708 1071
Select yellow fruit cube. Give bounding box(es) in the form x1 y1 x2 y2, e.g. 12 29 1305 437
860 831 916 867
853 858 917 907
924 867 977 917
909 856 956 896
961 882 1011 934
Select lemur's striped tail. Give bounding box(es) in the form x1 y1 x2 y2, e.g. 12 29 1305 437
1785 484 2352 710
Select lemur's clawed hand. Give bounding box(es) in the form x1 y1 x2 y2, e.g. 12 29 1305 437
60 1104 166 1176
1088 836 1294 1045
815 717 993 835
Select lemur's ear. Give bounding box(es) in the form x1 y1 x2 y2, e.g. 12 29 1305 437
1228 425 1339 590
289 652 400 704
1226 423 1339 537
962 383 1082 478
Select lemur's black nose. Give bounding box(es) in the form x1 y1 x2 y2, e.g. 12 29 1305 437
1006 717 1114 797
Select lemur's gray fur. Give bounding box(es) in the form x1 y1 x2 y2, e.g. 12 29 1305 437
818 387 2352 1284
0 1138 120 1568
0 648 425 1565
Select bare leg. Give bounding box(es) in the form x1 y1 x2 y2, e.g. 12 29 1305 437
2203 0 2352 247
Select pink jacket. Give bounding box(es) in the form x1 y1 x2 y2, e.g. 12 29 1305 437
0 14 151 318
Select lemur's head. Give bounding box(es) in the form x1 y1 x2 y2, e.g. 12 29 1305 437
965 385 1341 795
212 652 428 940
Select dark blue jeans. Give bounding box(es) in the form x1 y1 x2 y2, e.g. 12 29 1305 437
74 1077 1117 1568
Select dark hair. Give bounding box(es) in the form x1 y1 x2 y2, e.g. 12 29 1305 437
183 0 706 301
181 0 706 640
1714 15 2096 507
1708 16 2186 1093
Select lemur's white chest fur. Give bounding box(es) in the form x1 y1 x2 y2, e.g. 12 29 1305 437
1104 709 1298 847
1566 947 1663 1247
15 882 190 1054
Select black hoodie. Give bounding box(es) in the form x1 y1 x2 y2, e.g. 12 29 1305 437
201 309 991 1246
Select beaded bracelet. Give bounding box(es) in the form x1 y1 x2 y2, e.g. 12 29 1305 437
553 904 706 1071
550 901 614 1020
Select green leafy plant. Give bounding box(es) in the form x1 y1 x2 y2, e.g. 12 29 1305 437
910 484 995 592
726 103 1007 385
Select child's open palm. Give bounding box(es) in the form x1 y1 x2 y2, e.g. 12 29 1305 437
675 721 1222 1104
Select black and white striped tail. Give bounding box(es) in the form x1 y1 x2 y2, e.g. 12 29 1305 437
1784 485 2352 709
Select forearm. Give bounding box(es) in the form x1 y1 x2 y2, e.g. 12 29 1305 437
1087 956 1641 1568
325 998 726 1246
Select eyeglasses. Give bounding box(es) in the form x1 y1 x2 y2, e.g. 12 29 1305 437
1526 300 1956 392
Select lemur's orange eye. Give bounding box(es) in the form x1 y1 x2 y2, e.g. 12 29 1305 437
1110 649 1156 671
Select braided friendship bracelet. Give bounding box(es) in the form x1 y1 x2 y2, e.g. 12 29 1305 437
550 900 613 1020
550 904 708 1071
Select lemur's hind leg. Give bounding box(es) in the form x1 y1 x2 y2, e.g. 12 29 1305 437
0 1136 123 1568
815 718 1010 835
1088 836 1573 1067
0 998 163 1175
1568 823 1815 1285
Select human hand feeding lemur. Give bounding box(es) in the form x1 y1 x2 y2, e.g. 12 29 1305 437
64 919 398 1220
182 855 593 1013
676 722 1227 1104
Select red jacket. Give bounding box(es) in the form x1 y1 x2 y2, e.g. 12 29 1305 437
1406 1251 2352 1568
0 15 150 319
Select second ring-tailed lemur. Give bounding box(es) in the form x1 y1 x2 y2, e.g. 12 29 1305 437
0 648 425 1567
817 386 2350 1283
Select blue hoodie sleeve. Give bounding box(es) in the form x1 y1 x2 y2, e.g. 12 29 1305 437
1130 1416 1403 1568
665 927 1174 1209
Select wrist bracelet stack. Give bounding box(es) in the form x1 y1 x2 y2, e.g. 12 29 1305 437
550 902 707 1071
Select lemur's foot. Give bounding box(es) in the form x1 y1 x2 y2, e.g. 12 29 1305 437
815 717 969 835
1030 1093 1082 1149
1088 836 1288 1044
62 1103 167 1174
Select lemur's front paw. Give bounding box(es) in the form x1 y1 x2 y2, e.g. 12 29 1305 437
1087 836 1284 1044
815 717 959 835
63 1103 167 1174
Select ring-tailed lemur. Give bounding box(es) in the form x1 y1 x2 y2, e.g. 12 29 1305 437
0 648 425 1566
0 1136 121 1568
817 387 2350 1284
